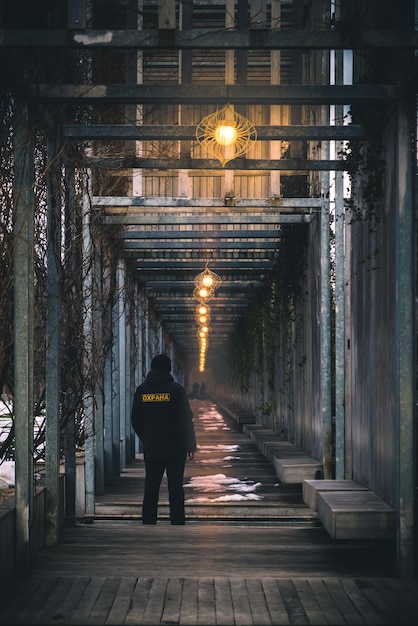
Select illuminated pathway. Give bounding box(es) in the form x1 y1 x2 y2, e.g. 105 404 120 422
95 399 316 525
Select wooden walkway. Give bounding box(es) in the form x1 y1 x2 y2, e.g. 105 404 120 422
1 400 417 625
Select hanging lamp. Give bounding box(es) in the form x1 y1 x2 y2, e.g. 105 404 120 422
196 104 257 166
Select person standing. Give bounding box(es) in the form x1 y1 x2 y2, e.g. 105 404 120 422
131 354 197 525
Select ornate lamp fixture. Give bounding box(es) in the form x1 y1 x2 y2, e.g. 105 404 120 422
193 264 222 293
193 284 215 303
195 304 211 325
192 265 222 371
196 104 257 166
193 265 222 303
198 334 208 372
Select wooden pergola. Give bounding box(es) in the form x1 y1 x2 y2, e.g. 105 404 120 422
2 0 416 579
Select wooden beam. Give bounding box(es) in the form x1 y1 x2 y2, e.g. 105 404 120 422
151 298 250 306
2 29 417 49
63 124 364 140
120 229 281 239
123 240 278 249
30 84 399 104
136 271 266 280
133 251 276 261
143 281 261 289
94 196 322 208
137 270 270 283
135 260 273 269
105 214 314 225
87 157 346 171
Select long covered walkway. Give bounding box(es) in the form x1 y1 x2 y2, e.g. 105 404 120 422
2 401 417 625
1 0 416 589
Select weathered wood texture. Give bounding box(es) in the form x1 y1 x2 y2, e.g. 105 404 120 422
303 479 369 512
1 401 415 626
242 421 323 484
347 111 399 503
317 491 396 540
2 574 418 626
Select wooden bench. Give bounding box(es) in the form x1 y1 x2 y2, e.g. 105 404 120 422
217 405 323 484
303 479 369 511
273 456 323 484
217 404 256 426
242 423 323 484
303 479 396 540
243 424 294 460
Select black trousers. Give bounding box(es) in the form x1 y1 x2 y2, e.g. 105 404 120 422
142 455 187 525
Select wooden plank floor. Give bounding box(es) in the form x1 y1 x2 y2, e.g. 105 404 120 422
1 400 417 625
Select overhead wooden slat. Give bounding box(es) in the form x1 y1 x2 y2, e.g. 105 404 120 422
143 281 260 289
94 197 322 209
135 260 273 269
63 124 364 140
120 229 280 239
88 157 346 170
151 297 250 306
105 214 314 225
142 267 264 277
29 84 399 104
2 29 417 49
123 241 277 249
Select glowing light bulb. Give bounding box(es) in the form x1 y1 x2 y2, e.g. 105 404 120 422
215 124 237 146
202 274 214 287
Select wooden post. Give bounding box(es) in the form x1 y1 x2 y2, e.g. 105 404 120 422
68 0 86 29
133 0 144 197
224 0 235 195
82 176 95 518
63 151 77 526
13 101 34 573
270 0 281 196
117 260 127 470
320 31 332 480
178 0 193 198
159 0 176 29
103 250 115 484
334 42 346 479
45 133 62 546
93 247 105 495
236 0 248 85
395 98 415 579
111 265 121 476
104 344 114 483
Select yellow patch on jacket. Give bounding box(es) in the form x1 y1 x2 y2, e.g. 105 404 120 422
141 393 171 402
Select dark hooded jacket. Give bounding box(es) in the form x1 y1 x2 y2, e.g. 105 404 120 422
131 369 196 459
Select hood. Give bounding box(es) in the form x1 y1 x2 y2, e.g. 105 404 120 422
145 370 174 385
